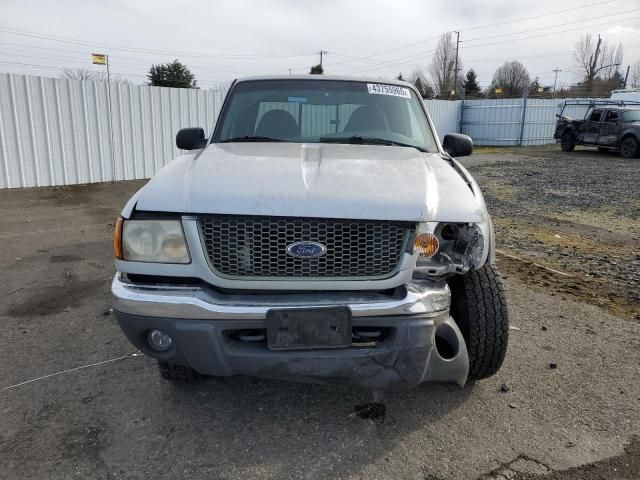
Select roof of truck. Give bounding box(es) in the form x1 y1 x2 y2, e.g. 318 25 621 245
234 74 415 88
591 105 640 110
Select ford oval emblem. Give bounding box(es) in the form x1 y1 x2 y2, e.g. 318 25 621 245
286 241 326 258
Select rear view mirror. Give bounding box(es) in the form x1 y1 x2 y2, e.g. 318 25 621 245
442 133 473 157
176 127 206 150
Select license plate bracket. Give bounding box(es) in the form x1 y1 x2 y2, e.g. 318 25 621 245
266 307 352 350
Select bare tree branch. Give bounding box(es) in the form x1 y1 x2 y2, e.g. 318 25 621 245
61 68 131 84
491 60 530 97
574 34 624 85
428 33 462 97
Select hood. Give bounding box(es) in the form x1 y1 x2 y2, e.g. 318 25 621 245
133 143 483 223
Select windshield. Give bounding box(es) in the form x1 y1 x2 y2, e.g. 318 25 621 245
623 110 640 122
213 79 437 152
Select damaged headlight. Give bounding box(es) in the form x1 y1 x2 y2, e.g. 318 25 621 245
413 222 485 277
115 219 190 264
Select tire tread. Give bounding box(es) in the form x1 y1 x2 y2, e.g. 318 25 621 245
449 265 509 380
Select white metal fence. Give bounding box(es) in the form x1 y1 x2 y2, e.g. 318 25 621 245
0 73 226 189
1 72 602 189
424 99 461 140
460 97 599 146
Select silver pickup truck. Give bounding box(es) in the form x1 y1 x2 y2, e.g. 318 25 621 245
112 76 508 390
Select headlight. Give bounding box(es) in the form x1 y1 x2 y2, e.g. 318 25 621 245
120 220 190 263
436 223 484 270
414 222 484 276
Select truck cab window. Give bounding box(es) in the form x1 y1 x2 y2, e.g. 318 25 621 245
603 111 619 123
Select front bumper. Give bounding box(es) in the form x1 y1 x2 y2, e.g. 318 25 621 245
111 275 469 390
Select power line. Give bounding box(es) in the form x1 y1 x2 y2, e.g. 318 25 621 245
327 0 616 71
0 48 251 76
458 0 616 31
0 25 315 60
333 48 437 75
460 15 640 49
329 34 445 68
462 7 640 43
325 2 628 75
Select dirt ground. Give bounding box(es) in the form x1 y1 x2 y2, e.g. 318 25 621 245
468 146 639 321
1 146 639 479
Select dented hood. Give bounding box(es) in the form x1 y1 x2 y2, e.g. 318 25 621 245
133 143 483 222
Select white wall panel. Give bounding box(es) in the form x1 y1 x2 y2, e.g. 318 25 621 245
0 73 225 188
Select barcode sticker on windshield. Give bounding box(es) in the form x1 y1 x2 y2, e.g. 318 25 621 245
367 83 411 98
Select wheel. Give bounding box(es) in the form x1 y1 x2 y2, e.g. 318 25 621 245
560 132 575 152
448 264 509 380
158 362 202 382
620 136 640 159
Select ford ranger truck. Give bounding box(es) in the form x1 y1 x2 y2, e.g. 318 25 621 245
112 76 508 390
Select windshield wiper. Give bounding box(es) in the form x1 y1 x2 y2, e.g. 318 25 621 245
318 135 427 152
221 135 286 143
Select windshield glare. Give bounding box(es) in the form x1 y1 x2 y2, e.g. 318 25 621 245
214 79 436 152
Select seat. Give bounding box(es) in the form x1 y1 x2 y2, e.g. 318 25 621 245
343 105 390 133
254 110 299 138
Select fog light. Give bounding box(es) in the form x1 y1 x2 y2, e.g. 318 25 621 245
147 329 173 351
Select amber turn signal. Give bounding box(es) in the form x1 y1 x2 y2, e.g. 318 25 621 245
113 217 124 259
414 232 439 257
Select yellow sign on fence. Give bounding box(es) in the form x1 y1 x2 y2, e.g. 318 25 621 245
495 87 503 94
92 54 107 65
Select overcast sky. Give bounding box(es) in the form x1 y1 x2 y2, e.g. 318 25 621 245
0 0 638 90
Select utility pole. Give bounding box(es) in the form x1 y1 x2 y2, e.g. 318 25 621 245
623 65 630 89
92 52 115 180
318 50 327 68
552 67 562 98
454 31 460 99
105 55 115 181
288 68 292 75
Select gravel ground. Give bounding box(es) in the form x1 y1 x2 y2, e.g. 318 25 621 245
1 147 639 479
467 146 640 320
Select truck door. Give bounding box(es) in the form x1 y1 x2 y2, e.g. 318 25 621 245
580 109 603 144
597 110 621 147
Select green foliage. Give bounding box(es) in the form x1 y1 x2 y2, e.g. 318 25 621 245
463 69 482 97
310 64 324 74
397 72 405 81
147 60 197 88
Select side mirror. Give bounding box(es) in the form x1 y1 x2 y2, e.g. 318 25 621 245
176 127 206 150
442 133 473 157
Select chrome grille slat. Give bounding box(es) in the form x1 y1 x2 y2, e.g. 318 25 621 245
198 215 414 280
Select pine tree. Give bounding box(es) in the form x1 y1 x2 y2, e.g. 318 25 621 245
397 73 405 81
147 60 197 88
463 69 482 97
413 77 434 98
310 64 324 74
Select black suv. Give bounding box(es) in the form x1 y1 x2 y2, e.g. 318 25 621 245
554 101 640 158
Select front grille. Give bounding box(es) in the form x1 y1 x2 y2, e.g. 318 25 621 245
198 215 415 279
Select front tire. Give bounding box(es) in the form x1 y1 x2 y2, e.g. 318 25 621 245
620 136 640 159
561 132 575 152
448 265 509 380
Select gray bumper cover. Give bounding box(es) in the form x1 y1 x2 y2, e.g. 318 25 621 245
111 276 469 390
